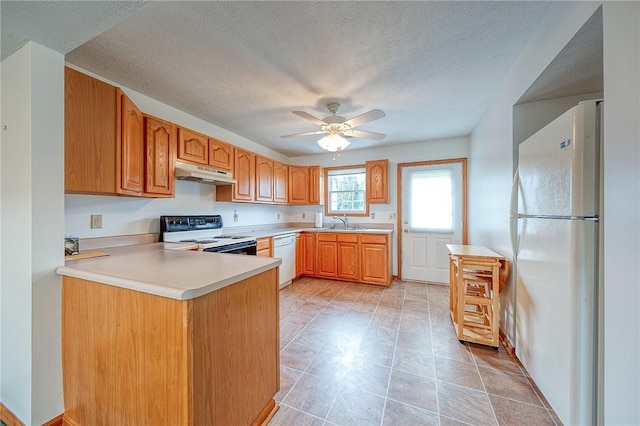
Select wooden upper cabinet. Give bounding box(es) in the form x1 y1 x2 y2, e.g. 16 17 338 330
65 67 145 196
144 115 176 197
178 128 208 165
208 138 233 171
366 159 389 204
308 165 324 205
288 166 309 205
274 162 288 204
118 90 145 195
233 148 255 201
255 155 274 202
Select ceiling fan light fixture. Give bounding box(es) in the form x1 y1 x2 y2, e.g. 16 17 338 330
317 133 350 152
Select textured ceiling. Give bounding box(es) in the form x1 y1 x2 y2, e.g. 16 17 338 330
2 1 572 157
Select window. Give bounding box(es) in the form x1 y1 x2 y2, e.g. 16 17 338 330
410 168 453 231
326 167 366 215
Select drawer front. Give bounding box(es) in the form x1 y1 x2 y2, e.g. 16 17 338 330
337 234 358 243
256 238 271 251
360 234 387 244
317 233 337 242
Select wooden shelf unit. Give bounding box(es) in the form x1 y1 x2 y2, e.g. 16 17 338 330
446 244 508 348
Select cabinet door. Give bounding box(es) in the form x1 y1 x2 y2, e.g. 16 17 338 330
257 237 272 257
295 234 303 278
308 165 324 205
337 235 359 281
65 67 118 194
288 166 309 204
144 115 176 197
274 162 288 204
255 155 274 202
118 90 144 195
208 138 233 171
302 233 316 275
361 242 389 285
178 128 208 165
233 148 255 201
366 159 389 204
317 234 338 278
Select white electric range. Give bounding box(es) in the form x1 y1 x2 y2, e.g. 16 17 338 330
160 215 257 254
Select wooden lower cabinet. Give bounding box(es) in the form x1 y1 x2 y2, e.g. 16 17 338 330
61 269 280 426
337 234 359 281
317 233 338 278
295 233 303 278
299 232 391 286
257 237 272 257
301 233 316 275
360 234 392 285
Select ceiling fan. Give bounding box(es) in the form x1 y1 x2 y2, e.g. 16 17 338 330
281 103 386 152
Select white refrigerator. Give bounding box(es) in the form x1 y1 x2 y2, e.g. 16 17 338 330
512 100 602 426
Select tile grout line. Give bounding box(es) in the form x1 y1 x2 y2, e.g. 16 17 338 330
378 278 407 426
426 281 444 425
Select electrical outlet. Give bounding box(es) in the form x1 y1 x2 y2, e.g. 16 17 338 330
277 213 281 220
389 212 396 220
233 209 239 222
90 214 103 229
370 212 376 219
302 213 306 219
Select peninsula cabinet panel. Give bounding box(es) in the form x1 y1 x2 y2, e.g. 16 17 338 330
288 166 309 204
366 159 389 204
208 138 233 171
256 155 274 202
65 67 145 196
177 127 208 165
62 268 280 426
144 115 176 197
274 161 288 204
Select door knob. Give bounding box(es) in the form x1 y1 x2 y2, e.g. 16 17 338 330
403 229 408 233
403 220 408 224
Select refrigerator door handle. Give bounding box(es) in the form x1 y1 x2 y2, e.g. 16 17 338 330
509 168 520 257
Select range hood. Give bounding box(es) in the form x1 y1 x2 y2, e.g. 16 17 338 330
174 160 236 185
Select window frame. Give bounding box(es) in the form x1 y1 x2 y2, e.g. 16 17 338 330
323 165 370 217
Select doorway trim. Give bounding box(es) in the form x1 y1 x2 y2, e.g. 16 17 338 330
396 157 468 280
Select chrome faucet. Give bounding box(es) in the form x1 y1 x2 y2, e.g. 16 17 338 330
333 215 348 229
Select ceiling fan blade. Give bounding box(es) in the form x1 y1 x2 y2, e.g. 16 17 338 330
280 130 325 139
343 109 386 128
292 111 327 126
346 129 386 140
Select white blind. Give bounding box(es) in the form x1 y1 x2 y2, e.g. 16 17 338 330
410 168 453 230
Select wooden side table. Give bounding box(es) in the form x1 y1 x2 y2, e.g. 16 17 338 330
446 244 508 348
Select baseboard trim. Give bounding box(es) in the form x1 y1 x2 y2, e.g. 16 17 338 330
499 328 516 357
252 400 278 426
42 414 64 426
0 403 24 426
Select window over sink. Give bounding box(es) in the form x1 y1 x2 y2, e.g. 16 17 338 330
326 166 367 215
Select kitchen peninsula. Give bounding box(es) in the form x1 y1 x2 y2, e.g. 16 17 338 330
56 243 282 426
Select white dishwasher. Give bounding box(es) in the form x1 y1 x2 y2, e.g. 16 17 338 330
273 233 296 289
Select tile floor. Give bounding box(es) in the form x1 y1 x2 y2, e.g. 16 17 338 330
271 277 561 426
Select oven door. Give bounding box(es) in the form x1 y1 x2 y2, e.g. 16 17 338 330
203 240 257 255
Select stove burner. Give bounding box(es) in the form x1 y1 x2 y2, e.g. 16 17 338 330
179 239 198 243
217 235 249 239
195 239 219 244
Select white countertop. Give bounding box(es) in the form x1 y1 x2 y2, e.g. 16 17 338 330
57 243 281 301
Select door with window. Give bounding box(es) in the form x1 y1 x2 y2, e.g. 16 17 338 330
400 160 466 283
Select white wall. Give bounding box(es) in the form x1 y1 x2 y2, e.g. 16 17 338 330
469 1 639 424
291 136 470 275
601 3 639 423
1 43 65 425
